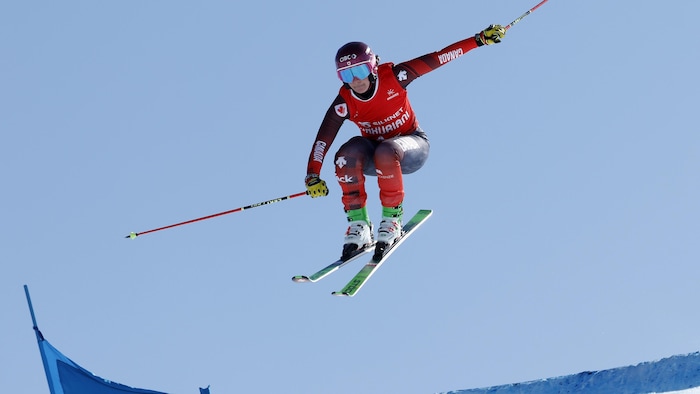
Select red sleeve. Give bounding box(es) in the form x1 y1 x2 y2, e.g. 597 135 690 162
306 94 347 176
393 36 480 87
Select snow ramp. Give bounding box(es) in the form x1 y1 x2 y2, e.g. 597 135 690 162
442 351 700 394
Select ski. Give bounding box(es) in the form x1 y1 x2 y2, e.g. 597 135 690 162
291 242 376 283
332 209 432 297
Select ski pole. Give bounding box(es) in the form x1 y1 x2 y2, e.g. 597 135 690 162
126 191 309 239
505 0 550 30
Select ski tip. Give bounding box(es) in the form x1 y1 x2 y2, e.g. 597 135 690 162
292 276 311 283
418 208 433 216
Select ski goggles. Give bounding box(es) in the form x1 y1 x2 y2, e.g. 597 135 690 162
337 63 373 83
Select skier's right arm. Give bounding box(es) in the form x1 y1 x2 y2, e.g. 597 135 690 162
305 95 347 198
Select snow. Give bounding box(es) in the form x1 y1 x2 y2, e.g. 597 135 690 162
442 352 700 394
662 390 700 394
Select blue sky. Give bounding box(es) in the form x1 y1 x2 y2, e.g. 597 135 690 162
2 1 699 393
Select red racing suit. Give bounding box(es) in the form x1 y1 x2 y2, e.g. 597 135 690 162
307 35 481 210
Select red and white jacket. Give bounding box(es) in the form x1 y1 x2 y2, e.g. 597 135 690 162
307 35 480 176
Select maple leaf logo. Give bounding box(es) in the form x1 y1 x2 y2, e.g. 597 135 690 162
334 103 348 117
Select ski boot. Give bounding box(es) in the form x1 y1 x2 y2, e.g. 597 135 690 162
374 205 403 260
342 220 374 260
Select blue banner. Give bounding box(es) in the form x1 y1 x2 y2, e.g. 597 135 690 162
38 338 166 394
25 285 209 394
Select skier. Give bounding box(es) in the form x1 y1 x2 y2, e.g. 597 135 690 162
305 24 506 259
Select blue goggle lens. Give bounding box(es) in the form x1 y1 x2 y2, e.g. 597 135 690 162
337 64 372 83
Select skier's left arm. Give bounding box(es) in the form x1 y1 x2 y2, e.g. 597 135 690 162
393 24 506 87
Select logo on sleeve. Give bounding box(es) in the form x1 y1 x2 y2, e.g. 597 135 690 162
334 103 348 117
397 70 408 81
